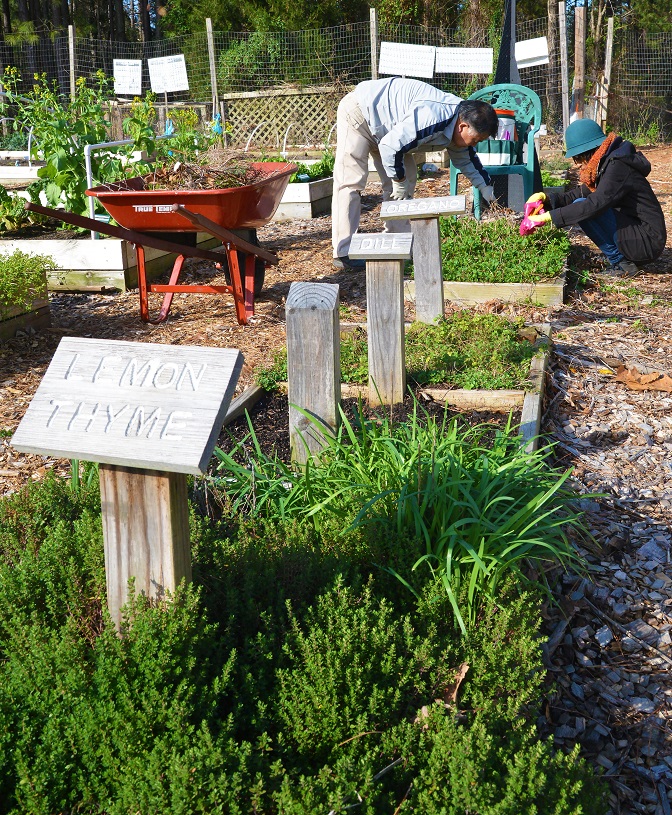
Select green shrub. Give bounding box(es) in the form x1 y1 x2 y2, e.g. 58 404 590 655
439 216 571 283
0 455 606 813
0 248 54 319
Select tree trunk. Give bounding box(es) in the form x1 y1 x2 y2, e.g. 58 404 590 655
113 0 125 40
2 0 12 35
140 0 151 41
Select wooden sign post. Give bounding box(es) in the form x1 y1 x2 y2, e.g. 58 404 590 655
381 195 466 324
286 282 340 465
12 337 242 629
349 232 413 405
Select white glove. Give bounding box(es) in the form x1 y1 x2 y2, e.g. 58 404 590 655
390 178 411 200
480 185 496 203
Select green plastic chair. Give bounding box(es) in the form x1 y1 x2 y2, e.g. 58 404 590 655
449 83 543 219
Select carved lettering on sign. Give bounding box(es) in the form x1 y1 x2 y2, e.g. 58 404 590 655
12 337 243 475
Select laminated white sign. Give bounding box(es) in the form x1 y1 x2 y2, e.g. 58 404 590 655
515 37 549 69
113 59 142 95
434 47 493 75
378 42 436 79
148 54 190 93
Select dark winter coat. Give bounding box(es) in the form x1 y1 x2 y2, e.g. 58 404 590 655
548 137 666 264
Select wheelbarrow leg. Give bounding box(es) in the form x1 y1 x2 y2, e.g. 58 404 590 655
226 246 249 326
244 252 255 318
136 244 185 325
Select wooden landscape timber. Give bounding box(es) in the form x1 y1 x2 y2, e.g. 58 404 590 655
349 232 413 405
286 281 341 464
0 232 221 293
403 270 566 307
11 336 243 628
0 295 51 340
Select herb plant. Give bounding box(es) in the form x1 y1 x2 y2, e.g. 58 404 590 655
0 249 54 319
439 216 570 283
255 312 538 391
0 448 606 812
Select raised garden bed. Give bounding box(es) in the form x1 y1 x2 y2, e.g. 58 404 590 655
256 314 551 449
273 175 333 220
0 232 220 293
0 250 51 339
405 215 569 306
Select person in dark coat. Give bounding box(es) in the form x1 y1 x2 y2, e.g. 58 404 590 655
526 119 666 278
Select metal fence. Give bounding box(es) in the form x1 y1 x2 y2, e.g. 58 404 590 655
0 20 670 144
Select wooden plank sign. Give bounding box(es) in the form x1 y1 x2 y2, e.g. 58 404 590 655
12 336 243 630
348 232 413 260
380 195 466 221
11 337 243 475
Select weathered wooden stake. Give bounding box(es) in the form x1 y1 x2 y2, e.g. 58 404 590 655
366 259 406 405
410 218 443 323
68 25 76 101
99 464 191 629
205 18 220 119
286 281 340 464
558 2 570 131
380 196 465 325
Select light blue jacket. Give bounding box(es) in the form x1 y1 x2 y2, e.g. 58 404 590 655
353 77 491 189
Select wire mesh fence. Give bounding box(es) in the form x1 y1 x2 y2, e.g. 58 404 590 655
0 19 670 145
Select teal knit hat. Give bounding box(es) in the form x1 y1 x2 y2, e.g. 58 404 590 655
564 119 607 158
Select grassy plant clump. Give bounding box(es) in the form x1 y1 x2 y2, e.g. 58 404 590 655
255 312 538 391
0 466 607 813
439 216 571 283
0 249 54 319
213 405 585 632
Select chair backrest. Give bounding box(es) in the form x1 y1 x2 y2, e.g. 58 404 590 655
468 84 542 168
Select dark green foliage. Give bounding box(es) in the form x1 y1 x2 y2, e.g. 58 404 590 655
439 216 571 283
0 464 607 814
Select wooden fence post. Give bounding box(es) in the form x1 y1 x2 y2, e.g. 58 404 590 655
349 232 413 405
571 6 586 120
68 25 76 101
598 17 614 130
370 7 379 80
206 18 219 119
286 281 341 465
380 195 466 324
558 2 570 131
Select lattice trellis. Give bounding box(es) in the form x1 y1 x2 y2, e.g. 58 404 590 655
222 86 344 150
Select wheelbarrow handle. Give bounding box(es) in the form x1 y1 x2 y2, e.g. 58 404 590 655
23 201 230 264
171 204 279 265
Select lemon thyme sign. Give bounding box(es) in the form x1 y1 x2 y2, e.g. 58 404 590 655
12 337 243 475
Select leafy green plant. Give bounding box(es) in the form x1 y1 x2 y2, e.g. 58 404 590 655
0 130 28 150
255 313 538 391
439 216 570 283
0 465 606 813
540 168 568 189
0 185 30 232
0 249 54 319
1 68 139 219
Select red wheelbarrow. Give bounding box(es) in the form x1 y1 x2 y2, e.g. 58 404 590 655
25 161 296 326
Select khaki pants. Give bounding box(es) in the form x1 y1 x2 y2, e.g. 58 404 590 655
331 92 417 259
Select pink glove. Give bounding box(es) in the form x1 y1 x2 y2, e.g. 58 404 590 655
520 201 549 236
